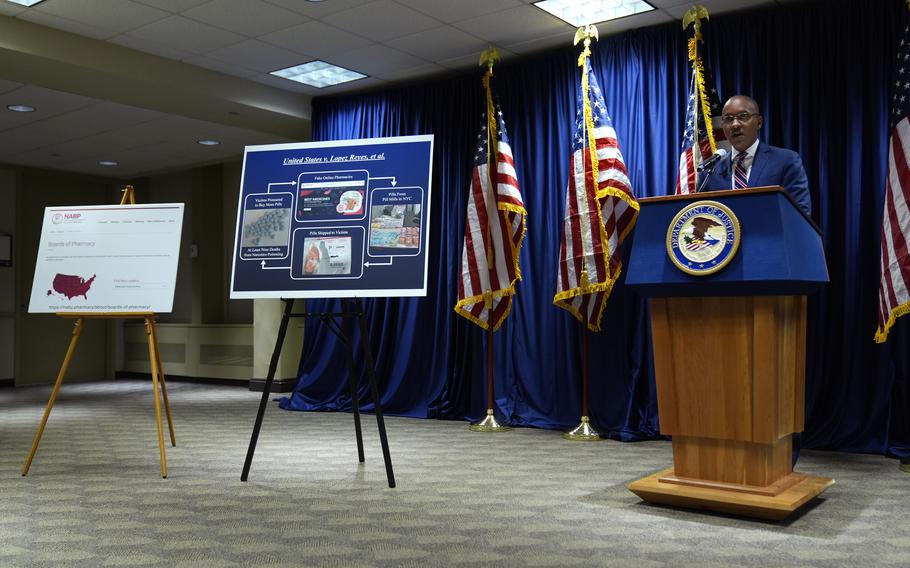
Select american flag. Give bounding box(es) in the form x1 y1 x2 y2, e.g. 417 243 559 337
454 98 526 330
875 17 910 343
676 29 727 194
554 60 638 331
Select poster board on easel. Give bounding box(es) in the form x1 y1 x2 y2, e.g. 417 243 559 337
22 186 184 479
230 136 434 488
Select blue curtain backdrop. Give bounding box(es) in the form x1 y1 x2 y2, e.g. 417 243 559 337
280 0 910 456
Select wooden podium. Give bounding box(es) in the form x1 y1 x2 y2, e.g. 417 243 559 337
625 187 833 520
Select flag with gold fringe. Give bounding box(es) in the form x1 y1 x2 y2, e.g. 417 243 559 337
676 6 727 194
875 1 910 342
455 52 527 331
554 26 639 332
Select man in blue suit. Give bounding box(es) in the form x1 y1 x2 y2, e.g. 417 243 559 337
705 95 810 469
702 95 812 216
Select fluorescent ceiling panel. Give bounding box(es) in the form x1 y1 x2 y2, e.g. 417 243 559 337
533 0 654 27
270 61 367 88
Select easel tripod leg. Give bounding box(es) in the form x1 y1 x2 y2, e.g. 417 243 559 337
149 321 176 446
340 317 365 463
241 299 293 481
22 317 85 476
146 318 168 478
354 299 395 488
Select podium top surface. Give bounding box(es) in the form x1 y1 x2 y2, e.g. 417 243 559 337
640 186 781 203
626 187 828 297
639 187 822 236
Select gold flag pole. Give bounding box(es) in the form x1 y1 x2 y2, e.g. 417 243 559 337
470 47 511 432
563 271 600 441
683 5 717 169
563 26 602 441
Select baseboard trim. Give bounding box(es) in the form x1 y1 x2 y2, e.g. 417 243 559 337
248 377 298 393
115 371 297 393
115 371 248 388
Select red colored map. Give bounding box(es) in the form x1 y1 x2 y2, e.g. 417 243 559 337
47 273 96 300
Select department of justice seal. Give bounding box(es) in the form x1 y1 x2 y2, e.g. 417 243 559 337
666 200 740 276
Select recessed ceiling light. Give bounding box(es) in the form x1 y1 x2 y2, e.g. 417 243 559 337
197 139 221 146
534 0 654 27
7 104 35 112
98 160 118 167
270 61 367 88
5 0 47 6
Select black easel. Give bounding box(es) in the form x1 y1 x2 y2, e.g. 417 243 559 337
240 297 395 488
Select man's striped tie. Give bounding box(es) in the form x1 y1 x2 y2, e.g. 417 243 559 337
734 153 749 189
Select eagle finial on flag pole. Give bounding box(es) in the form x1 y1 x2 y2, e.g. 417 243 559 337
478 47 500 75
574 24 598 47
682 5 710 39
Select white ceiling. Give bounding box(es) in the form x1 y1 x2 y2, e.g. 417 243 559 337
0 0 804 179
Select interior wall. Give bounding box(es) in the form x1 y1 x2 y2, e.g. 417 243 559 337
191 165 224 324
14 170 118 385
148 172 194 324
142 164 252 326
8 161 255 384
222 160 252 324
114 163 255 382
0 169 16 381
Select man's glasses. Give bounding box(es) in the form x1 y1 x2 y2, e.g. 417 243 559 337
721 112 760 125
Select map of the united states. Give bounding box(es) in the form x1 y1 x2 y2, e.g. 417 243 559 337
47 273 96 300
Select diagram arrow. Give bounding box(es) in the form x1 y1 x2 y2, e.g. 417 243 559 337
370 176 397 187
364 257 394 267
261 260 290 270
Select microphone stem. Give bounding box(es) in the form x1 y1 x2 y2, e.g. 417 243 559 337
695 152 726 193
695 169 712 193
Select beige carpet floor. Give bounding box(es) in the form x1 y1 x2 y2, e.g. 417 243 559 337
1 380 908 567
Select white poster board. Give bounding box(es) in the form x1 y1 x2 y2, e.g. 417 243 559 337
28 204 184 313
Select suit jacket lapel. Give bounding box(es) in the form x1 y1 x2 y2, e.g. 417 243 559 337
748 143 771 187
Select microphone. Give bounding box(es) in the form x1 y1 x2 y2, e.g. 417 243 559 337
696 148 729 173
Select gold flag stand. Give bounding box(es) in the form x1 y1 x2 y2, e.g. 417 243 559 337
469 48 511 433
563 318 600 441
563 269 601 441
22 185 176 478
469 304 511 432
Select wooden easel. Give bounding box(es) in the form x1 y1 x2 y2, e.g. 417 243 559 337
22 186 176 478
